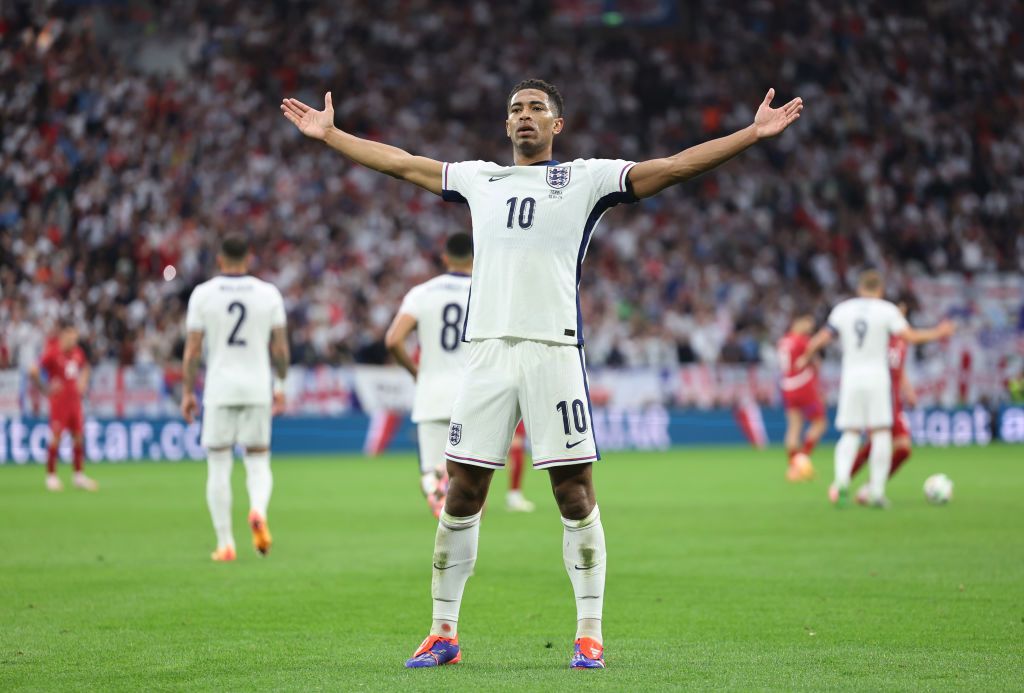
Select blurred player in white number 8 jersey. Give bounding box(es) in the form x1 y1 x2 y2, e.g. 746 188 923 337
800 270 954 508
283 76 802 669
386 233 535 518
181 235 290 562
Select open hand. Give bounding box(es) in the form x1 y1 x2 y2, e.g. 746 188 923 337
281 92 335 140
754 88 803 139
937 319 956 339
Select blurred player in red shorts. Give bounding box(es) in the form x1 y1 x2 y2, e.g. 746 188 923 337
778 314 826 481
29 322 97 492
506 420 534 512
850 300 915 503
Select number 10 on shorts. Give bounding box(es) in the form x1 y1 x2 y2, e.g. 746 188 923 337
556 399 588 435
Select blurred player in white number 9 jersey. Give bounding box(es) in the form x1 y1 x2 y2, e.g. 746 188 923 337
181 235 290 562
386 233 535 517
800 270 954 508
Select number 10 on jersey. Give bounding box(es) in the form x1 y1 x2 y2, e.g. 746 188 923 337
505 197 536 229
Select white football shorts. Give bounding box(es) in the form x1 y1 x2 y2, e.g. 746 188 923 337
835 380 893 431
417 419 450 474
201 404 272 449
444 338 599 470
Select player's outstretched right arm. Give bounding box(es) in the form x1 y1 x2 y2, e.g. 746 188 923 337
280 92 443 195
899 320 956 345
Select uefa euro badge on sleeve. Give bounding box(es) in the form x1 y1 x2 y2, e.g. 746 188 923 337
449 423 462 446
546 165 571 189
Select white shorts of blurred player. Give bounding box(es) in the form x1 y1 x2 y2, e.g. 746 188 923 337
835 382 892 431
201 404 272 449
417 420 450 474
444 338 598 470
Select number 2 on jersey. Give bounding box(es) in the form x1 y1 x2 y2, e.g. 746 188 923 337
505 197 536 229
440 303 463 352
227 301 247 346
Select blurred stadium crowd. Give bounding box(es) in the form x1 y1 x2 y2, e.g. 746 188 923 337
1 1 1022 372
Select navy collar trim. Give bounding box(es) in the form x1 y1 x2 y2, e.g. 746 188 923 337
529 159 560 166
220 273 249 278
447 271 471 277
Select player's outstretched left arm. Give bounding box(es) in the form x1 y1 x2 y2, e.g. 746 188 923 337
181 331 203 424
280 92 443 195
628 88 803 199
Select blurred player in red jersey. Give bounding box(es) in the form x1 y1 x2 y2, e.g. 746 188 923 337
29 322 97 492
850 300 915 503
778 314 826 481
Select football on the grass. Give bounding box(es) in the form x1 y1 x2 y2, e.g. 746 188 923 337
924 473 954 504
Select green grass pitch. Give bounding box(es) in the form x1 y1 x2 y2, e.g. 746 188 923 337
1 445 1022 691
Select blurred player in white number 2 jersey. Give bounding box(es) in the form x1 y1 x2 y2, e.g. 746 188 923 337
181 235 290 562
386 233 535 517
799 270 954 508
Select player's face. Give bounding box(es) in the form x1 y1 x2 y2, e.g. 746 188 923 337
506 89 563 156
793 316 814 334
59 327 78 351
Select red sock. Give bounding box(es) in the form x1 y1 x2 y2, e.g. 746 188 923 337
508 443 524 491
47 445 58 475
850 443 871 478
73 444 84 473
802 434 821 456
889 447 911 478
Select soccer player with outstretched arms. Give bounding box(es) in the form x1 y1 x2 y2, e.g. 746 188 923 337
799 271 954 508
282 79 802 669
181 235 290 562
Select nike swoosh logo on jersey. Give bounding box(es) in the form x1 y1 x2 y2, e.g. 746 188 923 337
565 439 586 449
488 173 512 182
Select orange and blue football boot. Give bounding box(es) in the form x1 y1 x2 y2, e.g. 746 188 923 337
404 635 460 668
570 637 605 669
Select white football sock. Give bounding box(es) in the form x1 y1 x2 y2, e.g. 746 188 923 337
243 450 273 518
206 448 234 549
563 505 606 643
833 431 861 489
868 430 893 501
429 510 481 638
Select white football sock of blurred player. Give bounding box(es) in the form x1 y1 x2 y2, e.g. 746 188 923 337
243 448 273 518
866 429 892 502
206 448 234 550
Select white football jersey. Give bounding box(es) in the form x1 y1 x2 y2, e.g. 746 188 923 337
185 275 286 406
827 297 909 382
442 158 636 345
396 272 472 422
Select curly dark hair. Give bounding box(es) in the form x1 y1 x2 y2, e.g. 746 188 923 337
507 79 564 118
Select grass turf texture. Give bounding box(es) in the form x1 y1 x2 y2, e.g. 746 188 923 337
1 446 1022 692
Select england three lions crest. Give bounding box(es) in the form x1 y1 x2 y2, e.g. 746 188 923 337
449 423 462 446
546 165 571 189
